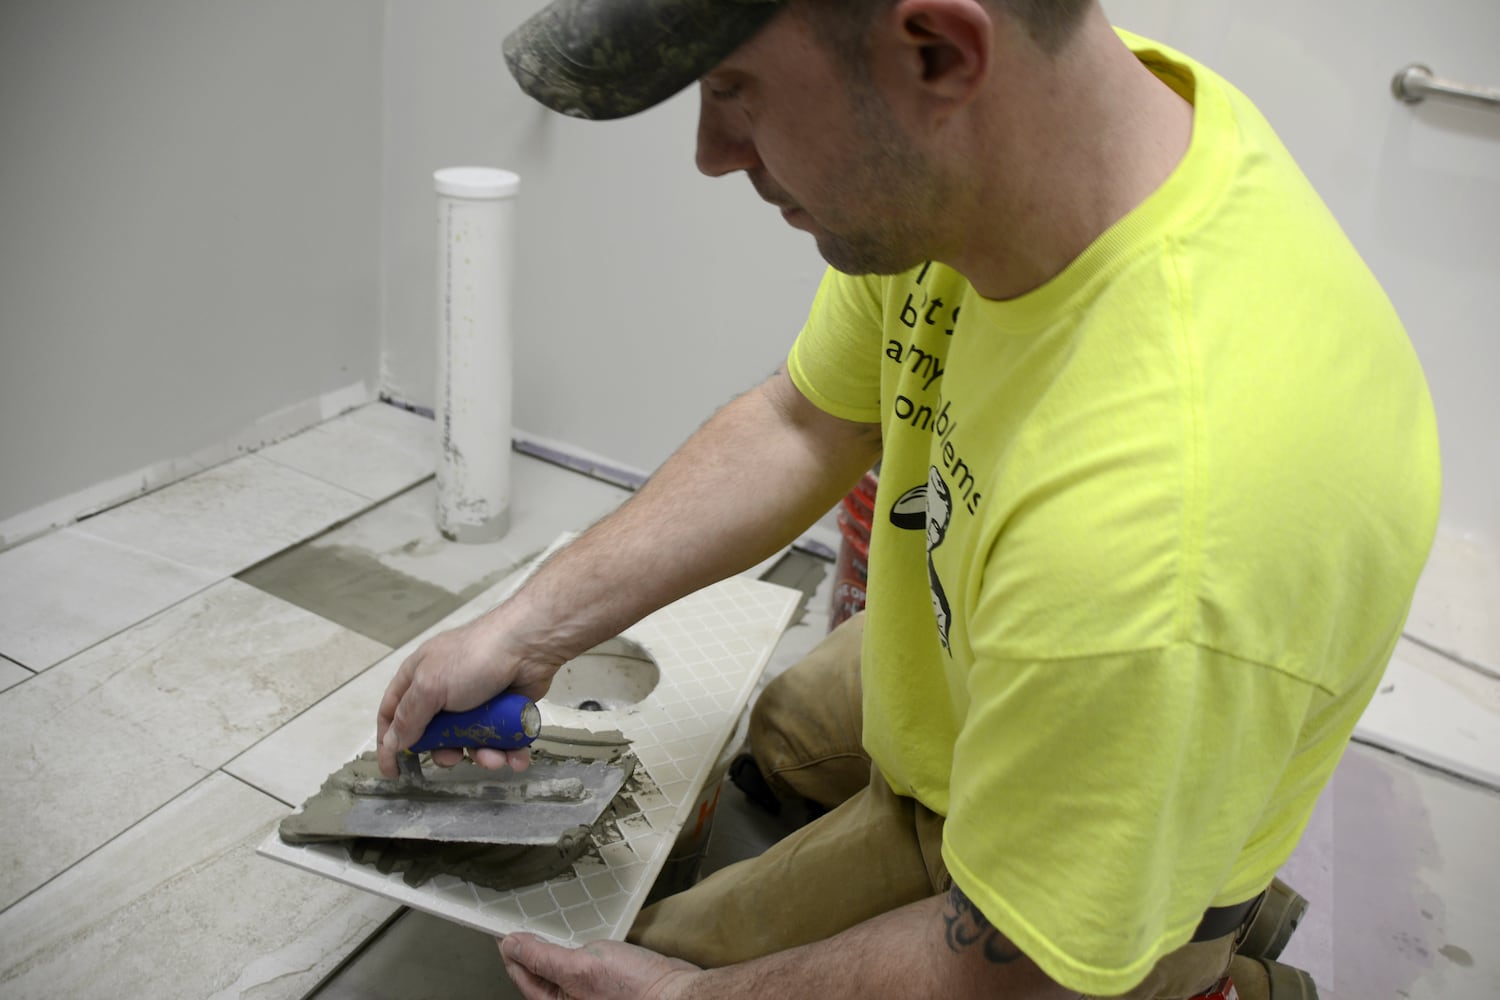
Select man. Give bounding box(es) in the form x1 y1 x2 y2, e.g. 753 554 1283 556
376 1 1441 997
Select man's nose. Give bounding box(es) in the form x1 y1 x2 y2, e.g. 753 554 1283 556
695 89 760 177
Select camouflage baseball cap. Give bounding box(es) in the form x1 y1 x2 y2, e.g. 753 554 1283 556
503 0 784 120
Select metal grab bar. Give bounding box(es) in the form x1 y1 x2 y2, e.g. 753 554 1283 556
1392 64 1500 111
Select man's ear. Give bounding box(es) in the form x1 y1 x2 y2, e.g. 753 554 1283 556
882 0 992 106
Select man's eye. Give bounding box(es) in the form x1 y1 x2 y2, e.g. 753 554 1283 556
708 83 742 101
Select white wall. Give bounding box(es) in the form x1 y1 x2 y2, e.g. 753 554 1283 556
0 0 385 527
379 0 824 476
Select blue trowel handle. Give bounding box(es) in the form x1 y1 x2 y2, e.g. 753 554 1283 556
409 692 541 752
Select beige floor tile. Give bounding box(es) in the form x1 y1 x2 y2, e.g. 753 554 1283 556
0 772 397 1000
0 527 219 670
0 579 387 910
76 453 372 576
309 907 521 1000
1327 744 1500 998
227 560 534 808
0 654 34 692
1407 529 1500 676
1355 638 1500 788
259 402 436 501
236 457 631 649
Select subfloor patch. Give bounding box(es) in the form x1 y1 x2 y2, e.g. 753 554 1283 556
760 549 829 625
237 543 497 648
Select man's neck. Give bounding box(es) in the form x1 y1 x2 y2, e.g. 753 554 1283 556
945 14 1194 301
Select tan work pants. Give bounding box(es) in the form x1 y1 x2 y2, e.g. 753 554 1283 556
630 613 1259 999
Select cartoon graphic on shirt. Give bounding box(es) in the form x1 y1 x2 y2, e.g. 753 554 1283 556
890 466 954 651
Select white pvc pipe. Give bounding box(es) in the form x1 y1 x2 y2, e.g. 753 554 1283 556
433 166 520 543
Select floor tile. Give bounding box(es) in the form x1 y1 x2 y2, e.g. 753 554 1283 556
0 527 218 670
76 453 372 577
1355 638 1500 788
237 458 631 649
1407 529 1500 675
0 654 34 692
258 402 436 501
308 470 620 595
1323 744 1500 998
237 538 489 649
1277 774 1334 987
0 579 388 910
228 559 535 808
0 772 397 1000
309 907 521 1000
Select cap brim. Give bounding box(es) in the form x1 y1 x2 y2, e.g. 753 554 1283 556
503 0 781 121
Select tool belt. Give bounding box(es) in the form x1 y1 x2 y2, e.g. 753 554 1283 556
1190 890 1264 943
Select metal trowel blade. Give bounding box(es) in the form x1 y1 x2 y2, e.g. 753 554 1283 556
278 751 631 847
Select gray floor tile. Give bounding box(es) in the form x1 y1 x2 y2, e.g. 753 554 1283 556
309 907 521 1000
0 527 219 670
0 579 388 910
1406 528 1499 676
237 457 631 650
1320 744 1500 998
226 560 535 809
76 453 372 577
258 401 436 501
0 772 397 1000
237 533 490 649
1356 638 1500 788
0 654 33 692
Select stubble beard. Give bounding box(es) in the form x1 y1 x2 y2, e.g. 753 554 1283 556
812 88 947 277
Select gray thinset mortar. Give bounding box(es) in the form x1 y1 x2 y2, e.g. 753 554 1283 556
279 728 639 891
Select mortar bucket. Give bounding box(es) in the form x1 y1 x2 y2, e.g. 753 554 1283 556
830 471 878 631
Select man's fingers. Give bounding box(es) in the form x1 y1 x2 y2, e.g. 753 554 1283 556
500 934 569 1000
375 653 420 777
379 664 447 770
429 748 465 767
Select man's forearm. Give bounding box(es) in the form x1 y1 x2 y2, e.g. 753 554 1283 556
492 367 881 663
673 890 1073 1000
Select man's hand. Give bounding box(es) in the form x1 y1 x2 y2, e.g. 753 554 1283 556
500 933 699 1000
375 610 561 778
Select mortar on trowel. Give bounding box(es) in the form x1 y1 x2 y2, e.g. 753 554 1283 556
278 690 640 890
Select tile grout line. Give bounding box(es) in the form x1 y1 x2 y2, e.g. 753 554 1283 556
1349 736 1500 794
1400 630 1500 682
0 769 221 917
221 767 298 810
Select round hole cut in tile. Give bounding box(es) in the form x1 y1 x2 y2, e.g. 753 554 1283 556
542 636 661 712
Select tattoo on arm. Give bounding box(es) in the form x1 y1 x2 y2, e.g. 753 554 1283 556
943 886 1025 965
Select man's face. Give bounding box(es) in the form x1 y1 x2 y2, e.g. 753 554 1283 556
696 8 949 275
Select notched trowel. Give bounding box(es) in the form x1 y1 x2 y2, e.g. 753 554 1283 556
278 693 637 888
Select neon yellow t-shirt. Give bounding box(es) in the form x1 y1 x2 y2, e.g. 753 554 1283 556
786 31 1441 996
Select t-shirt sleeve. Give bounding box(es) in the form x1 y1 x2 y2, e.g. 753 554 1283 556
941 634 1316 994
786 267 886 423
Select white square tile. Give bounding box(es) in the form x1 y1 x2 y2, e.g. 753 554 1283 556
260 548 801 947
0 528 218 670
75 453 372 577
1354 638 1500 788
0 579 388 910
0 772 397 1000
259 402 436 501
0 654 34 692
